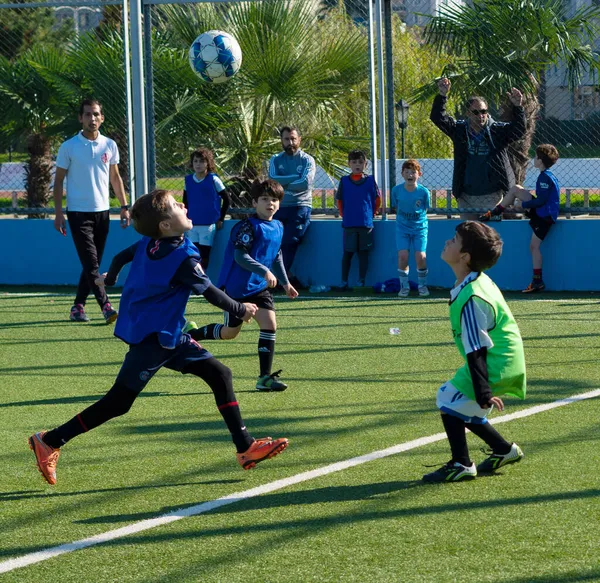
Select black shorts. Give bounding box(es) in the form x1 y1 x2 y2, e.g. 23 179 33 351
224 288 275 328
528 207 554 240
343 227 374 253
115 333 212 393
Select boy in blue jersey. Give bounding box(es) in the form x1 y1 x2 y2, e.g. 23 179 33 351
334 150 381 290
28 190 288 486
423 221 525 483
390 159 431 297
480 144 560 293
183 147 230 269
190 179 298 392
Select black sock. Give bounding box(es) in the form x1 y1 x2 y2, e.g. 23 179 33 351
466 421 511 454
441 414 471 466
191 323 223 341
258 329 276 377
341 251 353 283
185 358 253 453
358 250 369 282
43 383 138 448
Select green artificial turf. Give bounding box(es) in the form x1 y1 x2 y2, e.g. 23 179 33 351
0 289 598 582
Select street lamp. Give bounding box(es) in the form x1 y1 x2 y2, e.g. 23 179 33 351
396 99 410 159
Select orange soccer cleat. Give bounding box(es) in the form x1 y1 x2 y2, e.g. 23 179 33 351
28 431 60 485
236 437 288 470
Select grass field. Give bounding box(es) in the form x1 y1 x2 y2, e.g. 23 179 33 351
1 288 599 582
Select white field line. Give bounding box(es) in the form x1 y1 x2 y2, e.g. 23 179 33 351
2 388 599 575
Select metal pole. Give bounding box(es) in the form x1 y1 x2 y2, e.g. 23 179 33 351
401 127 405 159
143 3 157 191
122 0 135 200
367 0 378 187
130 0 148 200
375 0 388 219
384 0 396 192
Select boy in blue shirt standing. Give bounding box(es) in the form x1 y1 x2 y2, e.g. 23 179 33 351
28 190 288 485
334 150 381 289
479 144 560 292
183 147 230 269
190 179 298 392
390 159 431 297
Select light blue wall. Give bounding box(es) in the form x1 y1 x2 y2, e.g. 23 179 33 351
0 217 598 291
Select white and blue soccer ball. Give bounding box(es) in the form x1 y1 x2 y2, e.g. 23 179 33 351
188 30 242 84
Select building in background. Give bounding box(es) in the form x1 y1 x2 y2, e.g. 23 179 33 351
54 6 102 35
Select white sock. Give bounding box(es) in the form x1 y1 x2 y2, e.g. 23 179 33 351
398 268 409 289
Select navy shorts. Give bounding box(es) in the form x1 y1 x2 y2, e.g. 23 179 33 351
528 207 554 240
115 333 212 393
343 227 374 252
224 288 274 328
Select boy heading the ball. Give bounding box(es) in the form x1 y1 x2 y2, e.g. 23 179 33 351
423 221 526 483
190 179 298 392
29 190 288 486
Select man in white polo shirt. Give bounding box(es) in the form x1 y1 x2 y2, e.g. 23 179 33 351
53 99 130 323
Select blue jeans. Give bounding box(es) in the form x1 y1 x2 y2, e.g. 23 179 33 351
274 206 311 274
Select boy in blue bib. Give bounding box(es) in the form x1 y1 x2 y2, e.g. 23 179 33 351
28 190 288 485
183 147 230 269
190 179 298 392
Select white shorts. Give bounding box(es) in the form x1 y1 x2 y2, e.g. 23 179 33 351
436 381 491 424
187 224 216 246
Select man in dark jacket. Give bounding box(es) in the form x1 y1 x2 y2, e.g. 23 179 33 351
431 77 526 219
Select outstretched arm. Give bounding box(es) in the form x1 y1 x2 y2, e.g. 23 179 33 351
430 78 457 138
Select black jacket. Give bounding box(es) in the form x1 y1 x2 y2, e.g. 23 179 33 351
430 94 527 198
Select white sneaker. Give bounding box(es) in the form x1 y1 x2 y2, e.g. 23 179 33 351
398 287 410 298
418 285 430 297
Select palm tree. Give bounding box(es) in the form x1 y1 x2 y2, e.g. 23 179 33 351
154 0 369 203
0 47 72 216
414 0 600 181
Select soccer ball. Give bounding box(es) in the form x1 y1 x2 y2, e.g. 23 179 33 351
188 30 242 84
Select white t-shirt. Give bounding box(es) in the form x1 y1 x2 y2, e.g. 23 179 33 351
56 131 120 212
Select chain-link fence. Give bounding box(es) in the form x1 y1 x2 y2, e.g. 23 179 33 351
1 0 600 216
0 0 129 216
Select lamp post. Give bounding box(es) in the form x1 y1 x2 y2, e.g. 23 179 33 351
396 99 410 159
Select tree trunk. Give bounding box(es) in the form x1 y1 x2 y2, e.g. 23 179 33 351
25 133 53 219
499 94 539 186
226 165 259 220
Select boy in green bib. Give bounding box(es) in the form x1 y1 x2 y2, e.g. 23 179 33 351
423 221 526 483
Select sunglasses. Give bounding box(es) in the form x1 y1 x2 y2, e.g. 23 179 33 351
470 108 488 115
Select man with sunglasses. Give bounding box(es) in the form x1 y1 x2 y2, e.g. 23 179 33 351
431 77 526 219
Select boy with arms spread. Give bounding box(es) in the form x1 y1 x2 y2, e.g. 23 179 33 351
390 159 431 297
479 144 560 293
190 179 298 392
334 149 381 290
29 190 288 485
423 221 525 483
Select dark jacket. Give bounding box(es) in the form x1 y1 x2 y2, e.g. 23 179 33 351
430 94 527 198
